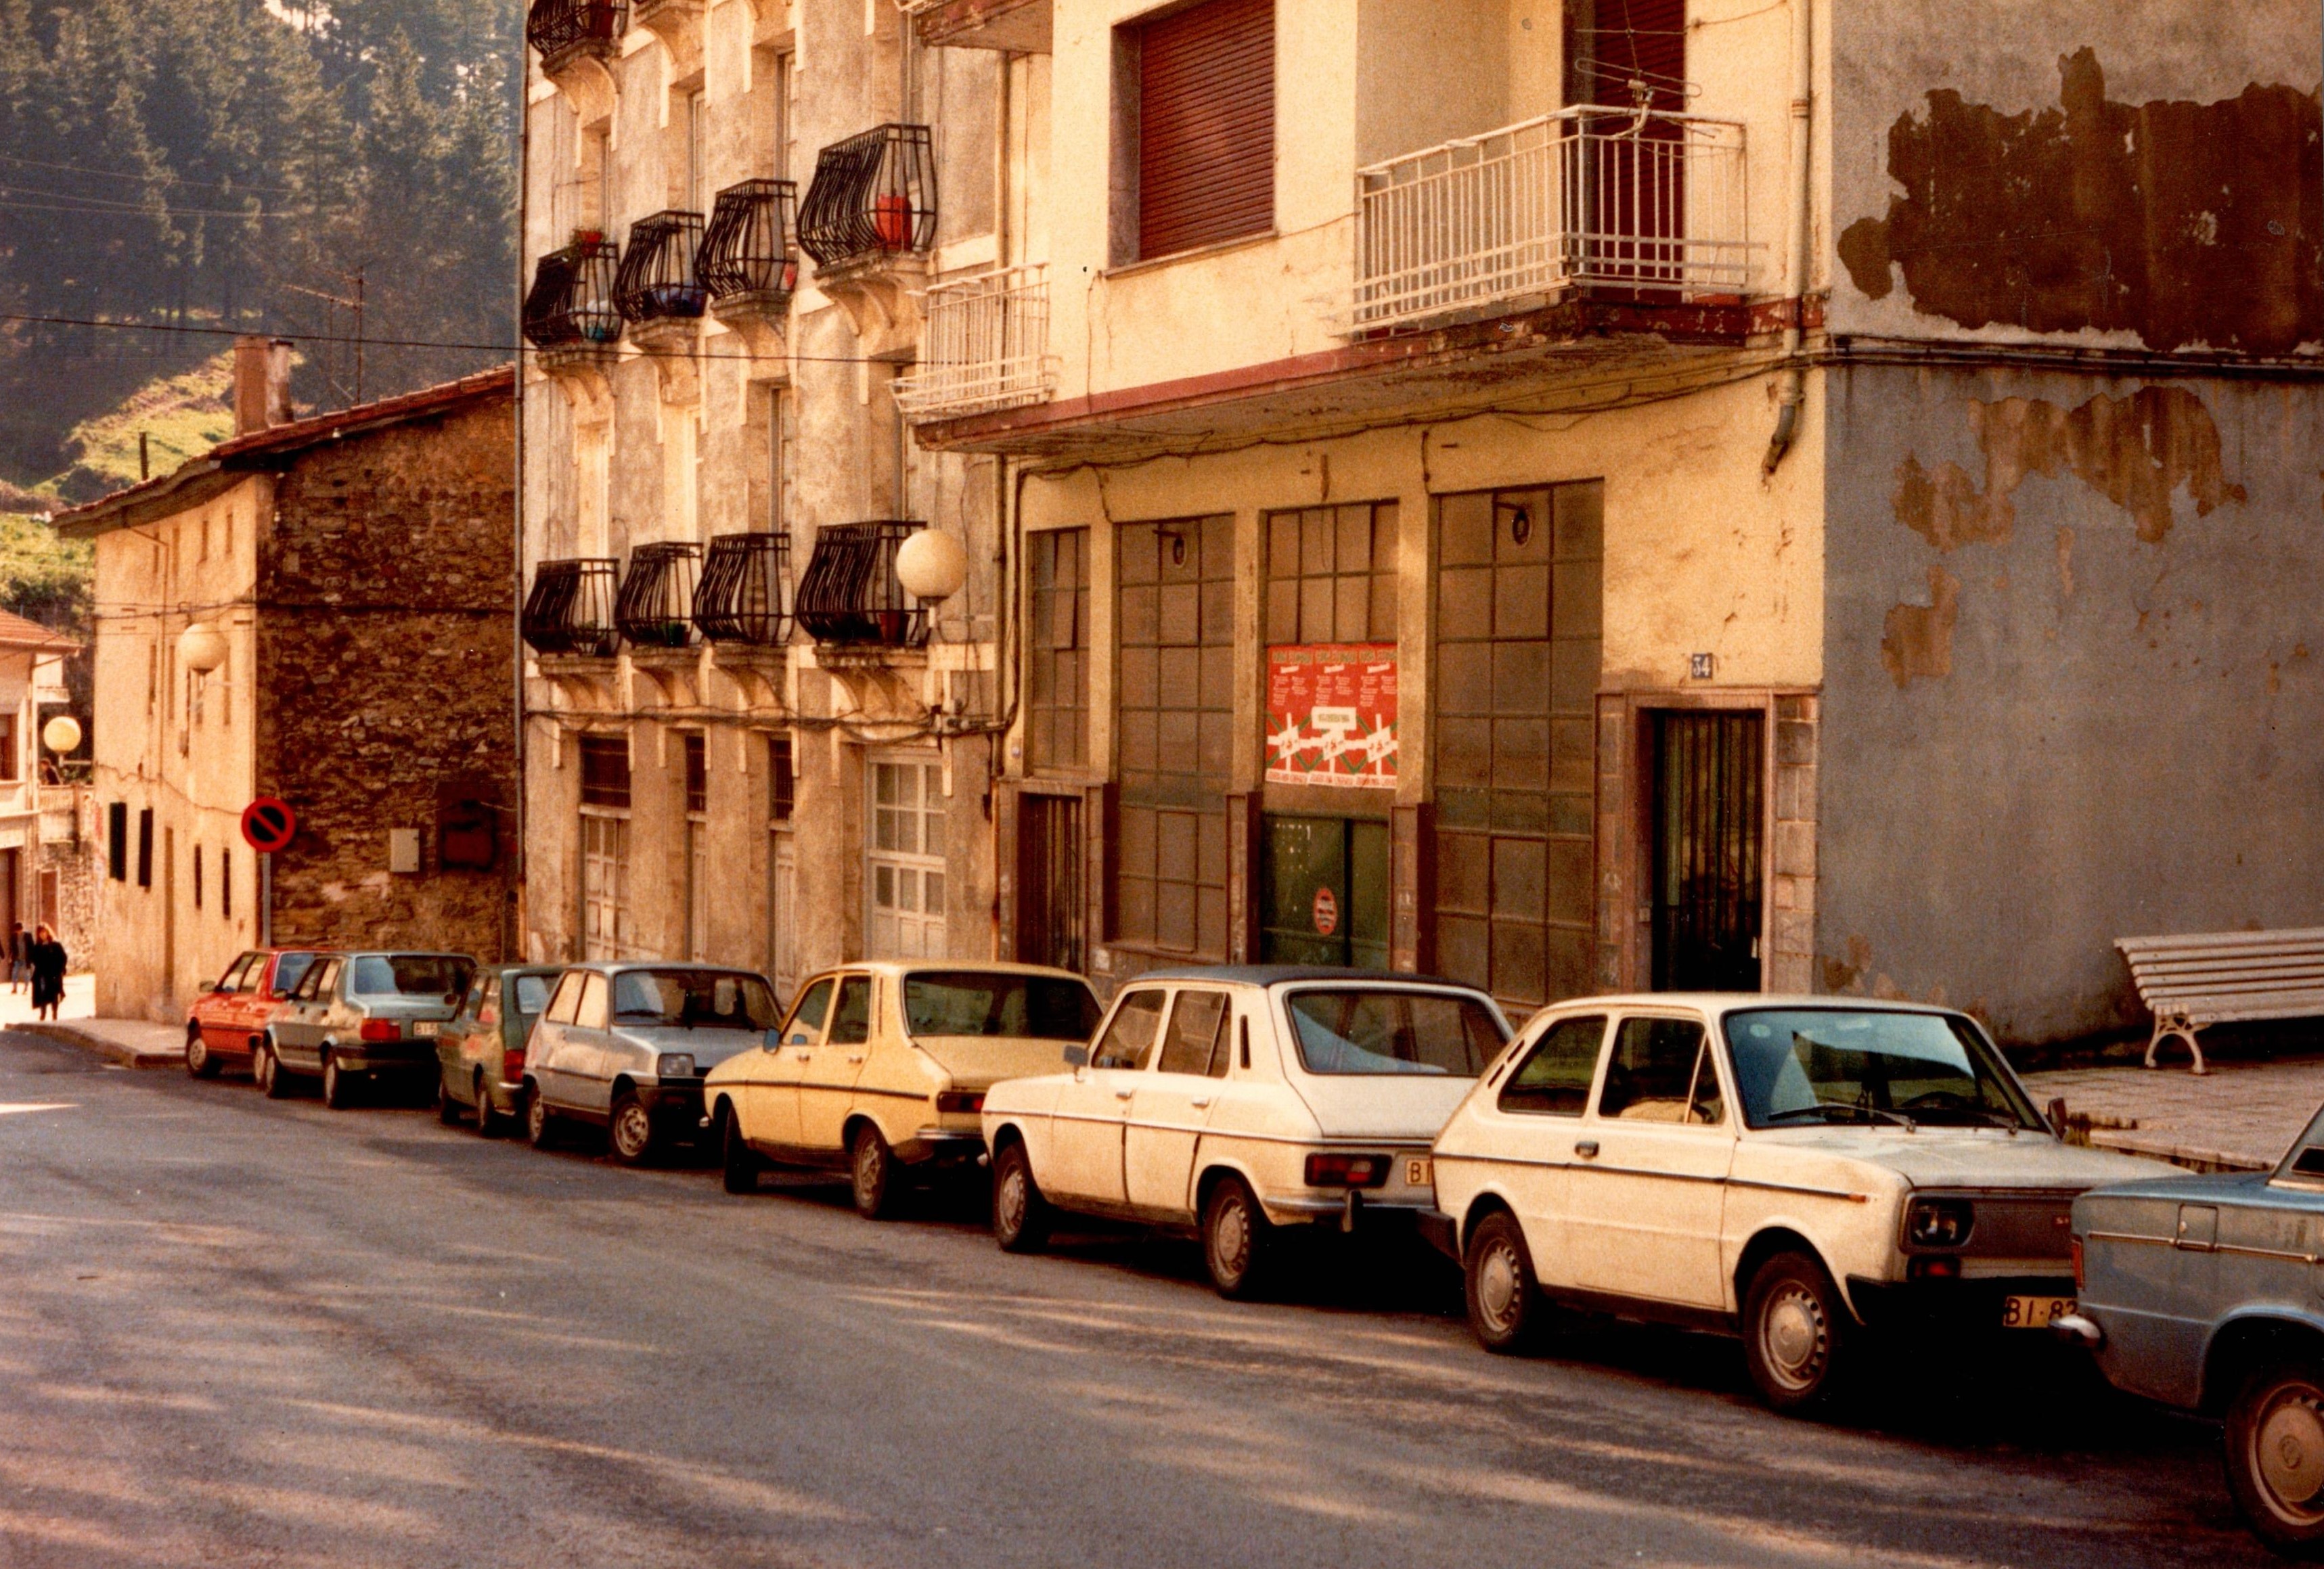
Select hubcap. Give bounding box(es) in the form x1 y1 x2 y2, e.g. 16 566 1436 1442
1211 1194 1250 1279
1761 1283 1827 1391
997 1166 1026 1235
855 1137 881 1196
529 1095 547 1142
1477 1240 1523 1331
614 1106 649 1157
188 1039 206 1070
2255 1382 2324 1520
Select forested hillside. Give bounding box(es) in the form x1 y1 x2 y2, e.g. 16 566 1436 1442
0 0 522 497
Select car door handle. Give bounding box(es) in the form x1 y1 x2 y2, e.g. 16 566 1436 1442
1575 1141 1600 1159
1114 1088 1135 1100
1188 1097 1213 1109
845 1054 864 1065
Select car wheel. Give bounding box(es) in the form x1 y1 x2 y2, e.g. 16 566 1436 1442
719 1108 762 1196
1464 1211 1548 1355
525 1087 558 1150
435 1074 462 1126
472 1074 502 1138
2225 1358 2324 1557
321 1052 357 1110
1743 1250 1856 1415
991 1140 1052 1254
850 1123 899 1220
185 1026 222 1079
608 1091 656 1166
1202 1175 1276 1301
258 1041 292 1100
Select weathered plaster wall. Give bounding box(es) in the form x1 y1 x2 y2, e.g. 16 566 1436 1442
1818 364 2324 1044
1829 0 2322 353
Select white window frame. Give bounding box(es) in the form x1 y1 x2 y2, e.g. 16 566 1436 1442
581 809 631 961
866 753 946 960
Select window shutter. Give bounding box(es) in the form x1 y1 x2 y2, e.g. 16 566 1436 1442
1136 0 1274 261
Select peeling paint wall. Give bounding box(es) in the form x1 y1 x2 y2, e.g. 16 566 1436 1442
1819 365 2324 1043
1830 3 2322 353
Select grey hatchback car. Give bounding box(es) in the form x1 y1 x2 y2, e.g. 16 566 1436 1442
524 962 782 1164
260 951 478 1108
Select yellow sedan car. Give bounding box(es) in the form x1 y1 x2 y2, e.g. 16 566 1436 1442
705 961 1103 1217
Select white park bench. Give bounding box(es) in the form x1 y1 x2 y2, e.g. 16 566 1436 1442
2116 928 2324 1074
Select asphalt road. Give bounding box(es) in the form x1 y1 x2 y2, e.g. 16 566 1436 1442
0 1028 2273 1569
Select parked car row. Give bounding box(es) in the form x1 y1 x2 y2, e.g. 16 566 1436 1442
187 947 2324 1558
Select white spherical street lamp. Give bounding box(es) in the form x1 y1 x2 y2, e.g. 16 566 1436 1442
39 714 80 755
894 528 969 606
177 622 229 675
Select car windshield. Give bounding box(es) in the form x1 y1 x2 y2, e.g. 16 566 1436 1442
512 974 554 1016
1284 988 1505 1076
903 972 1103 1041
272 951 320 995
348 954 474 999
1723 1009 2041 1130
611 969 780 1030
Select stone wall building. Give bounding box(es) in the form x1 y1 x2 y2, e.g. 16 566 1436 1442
56 350 518 1022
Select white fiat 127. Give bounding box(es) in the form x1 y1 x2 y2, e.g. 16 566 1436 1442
1425 995 2176 1413
980 966 1512 1298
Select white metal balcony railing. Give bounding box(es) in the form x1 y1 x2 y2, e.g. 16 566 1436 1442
1354 106 1752 332
894 264 1054 419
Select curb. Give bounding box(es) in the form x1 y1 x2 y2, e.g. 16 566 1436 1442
2088 1128 2272 1175
15 1021 182 1070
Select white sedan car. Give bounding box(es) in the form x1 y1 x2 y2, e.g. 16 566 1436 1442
1427 995 2176 1413
980 966 1511 1298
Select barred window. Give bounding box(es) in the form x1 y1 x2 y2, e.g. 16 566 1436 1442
579 735 631 809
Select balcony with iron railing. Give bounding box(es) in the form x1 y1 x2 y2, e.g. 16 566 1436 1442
614 541 701 649
522 558 620 659
694 532 794 647
799 125 939 275
522 238 625 353
793 522 929 648
614 211 708 329
702 179 799 356
895 265 1054 422
526 0 625 60
1352 106 1751 334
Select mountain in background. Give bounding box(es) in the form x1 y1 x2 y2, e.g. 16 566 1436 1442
0 0 522 498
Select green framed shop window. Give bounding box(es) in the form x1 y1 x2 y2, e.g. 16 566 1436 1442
1259 815 1389 969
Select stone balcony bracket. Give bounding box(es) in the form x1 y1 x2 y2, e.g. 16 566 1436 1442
806 644 932 723
531 652 623 713
709 643 792 711
813 254 927 362
628 317 702 405
627 643 707 707
534 345 619 424
539 41 618 124
631 0 702 78
708 294 791 375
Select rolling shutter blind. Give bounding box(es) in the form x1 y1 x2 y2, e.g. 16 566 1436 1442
1136 0 1274 261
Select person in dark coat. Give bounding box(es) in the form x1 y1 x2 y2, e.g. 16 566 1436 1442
28 924 65 1020
6 920 24 993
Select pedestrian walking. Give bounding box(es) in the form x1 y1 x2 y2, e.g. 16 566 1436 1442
28 924 65 1021
7 920 26 994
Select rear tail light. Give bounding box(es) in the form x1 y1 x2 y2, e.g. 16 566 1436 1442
1304 1152 1391 1188
501 1048 526 1086
1906 1255 1961 1281
2071 1235 2085 1291
936 1090 985 1116
358 1020 401 1043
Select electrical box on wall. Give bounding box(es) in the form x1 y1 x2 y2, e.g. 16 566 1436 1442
389 828 422 875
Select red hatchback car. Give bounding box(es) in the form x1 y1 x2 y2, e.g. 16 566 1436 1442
185 949 325 1078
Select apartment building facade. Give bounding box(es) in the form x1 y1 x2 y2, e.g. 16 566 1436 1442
57 350 519 1022
885 0 2324 1047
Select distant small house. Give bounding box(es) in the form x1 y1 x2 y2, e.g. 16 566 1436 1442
53 339 516 1022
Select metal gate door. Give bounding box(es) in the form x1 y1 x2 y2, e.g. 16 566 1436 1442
1260 816 1389 970
1018 794 1084 972
1651 710 1764 992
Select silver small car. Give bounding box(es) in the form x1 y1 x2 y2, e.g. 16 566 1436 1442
523 961 784 1164
259 951 477 1109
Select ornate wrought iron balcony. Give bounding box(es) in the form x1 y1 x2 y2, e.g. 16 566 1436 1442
1353 107 1751 332
895 264 1054 420
526 0 626 60
701 180 801 310
614 542 702 648
522 558 619 658
793 521 929 647
798 125 938 270
614 211 708 323
694 532 794 645
522 238 625 348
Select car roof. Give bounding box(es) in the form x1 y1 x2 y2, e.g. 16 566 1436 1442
337 950 476 961
1526 993 1965 1017
801 960 1094 982
560 959 769 977
1130 965 1485 991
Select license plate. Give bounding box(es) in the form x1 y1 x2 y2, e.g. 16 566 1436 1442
411 1021 439 1037
2001 1294 2074 1329
1404 1156 1431 1188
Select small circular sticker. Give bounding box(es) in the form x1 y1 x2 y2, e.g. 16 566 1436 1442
1312 886 1339 937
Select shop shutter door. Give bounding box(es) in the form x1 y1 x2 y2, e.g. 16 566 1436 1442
1136 0 1274 261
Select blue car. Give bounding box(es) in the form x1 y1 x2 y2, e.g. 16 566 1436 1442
2071 1108 2324 1558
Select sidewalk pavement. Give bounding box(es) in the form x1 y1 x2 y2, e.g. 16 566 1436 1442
0 974 183 1068
2021 1055 2324 1173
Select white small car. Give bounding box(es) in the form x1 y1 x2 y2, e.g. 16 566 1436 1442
979 966 1512 1298
1427 995 2176 1413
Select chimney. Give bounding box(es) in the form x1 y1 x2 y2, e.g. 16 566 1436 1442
231 335 296 436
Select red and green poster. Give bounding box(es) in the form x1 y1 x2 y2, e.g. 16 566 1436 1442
1265 644 1398 789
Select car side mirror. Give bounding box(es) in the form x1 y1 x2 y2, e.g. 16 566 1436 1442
2046 1096 2070 1139
1063 1044 1089 1068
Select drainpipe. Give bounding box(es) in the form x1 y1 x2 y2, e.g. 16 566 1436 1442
510 37 531 963
1762 0 1815 476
